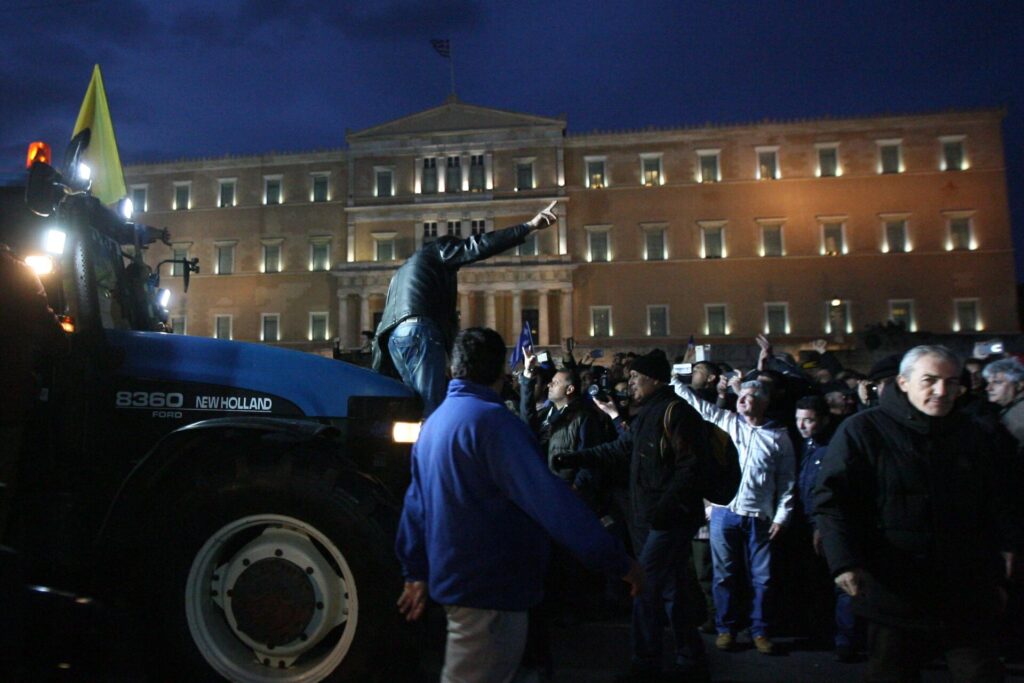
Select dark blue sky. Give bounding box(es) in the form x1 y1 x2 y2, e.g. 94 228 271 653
3 0 1023 275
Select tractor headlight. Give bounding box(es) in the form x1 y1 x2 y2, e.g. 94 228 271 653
25 254 54 275
158 288 171 308
77 162 91 181
44 228 66 255
391 421 422 444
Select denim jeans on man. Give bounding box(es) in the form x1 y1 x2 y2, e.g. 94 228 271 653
630 525 706 671
709 506 773 637
388 318 448 417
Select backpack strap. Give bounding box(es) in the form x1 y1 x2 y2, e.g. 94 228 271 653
660 399 680 459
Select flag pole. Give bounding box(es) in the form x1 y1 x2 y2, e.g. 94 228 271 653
449 43 456 97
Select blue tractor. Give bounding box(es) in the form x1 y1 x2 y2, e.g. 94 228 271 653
2 142 422 681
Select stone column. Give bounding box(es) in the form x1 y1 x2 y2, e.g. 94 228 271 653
557 211 568 256
538 290 550 346
346 221 356 263
460 291 471 327
485 290 497 331
511 290 522 340
359 293 371 336
337 294 350 348
560 289 573 341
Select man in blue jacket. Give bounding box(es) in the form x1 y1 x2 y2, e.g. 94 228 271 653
395 327 643 683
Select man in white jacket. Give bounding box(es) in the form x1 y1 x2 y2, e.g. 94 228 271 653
673 376 795 655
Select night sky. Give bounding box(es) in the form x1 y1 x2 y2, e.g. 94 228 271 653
3 0 1023 276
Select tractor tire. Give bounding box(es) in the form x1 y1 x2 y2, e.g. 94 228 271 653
138 437 415 682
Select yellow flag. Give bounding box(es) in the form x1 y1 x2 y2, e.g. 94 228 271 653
71 64 126 206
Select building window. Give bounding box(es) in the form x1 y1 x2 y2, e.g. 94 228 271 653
954 299 980 332
309 312 329 341
445 156 461 193
644 228 666 261
214 315 232 340
218 179 236 208
816 143 840 177
889 299 915 331
264 176 282 205
756 147 779 180
821 221 846 255
586 226 610 262
470 155 485 192
761 224 784 257
421 158 438 194
946 214 975 251
516 160 534 191
883 219 908 253
215 243 235 275
518 232 538 256
130 184 148 213
705 304 728 336
647 305 669 337
697 150 720 183
585 156 607 189
311 173 329 202
765 303 789 335
262 242 282 273
310 240 330 271
470 219 486 236
373 233 396 262
170 316 186 335
700 224 725 259
173 182 191 211
375 168 393 198
171 246 189 276
940 135 966 171
261 314 280 342
423 221 438 243
590 306 612 337
446 220 462 237
878 140 902 174
825 299 852 334
641 154 663 186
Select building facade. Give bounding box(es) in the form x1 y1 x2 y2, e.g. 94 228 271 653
126 100 1017 357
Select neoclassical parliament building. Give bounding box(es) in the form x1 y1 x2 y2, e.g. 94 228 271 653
125 99 1018 357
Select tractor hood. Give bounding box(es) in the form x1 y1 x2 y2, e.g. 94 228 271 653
104 329 413 418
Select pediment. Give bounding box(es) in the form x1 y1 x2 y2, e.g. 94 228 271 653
348 98 565 141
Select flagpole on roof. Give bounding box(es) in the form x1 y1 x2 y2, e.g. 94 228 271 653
449 42 456 98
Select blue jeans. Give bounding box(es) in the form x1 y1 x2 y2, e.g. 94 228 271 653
709 507 773 637
388 319 448 418
834 585 855 648
630 526 705 670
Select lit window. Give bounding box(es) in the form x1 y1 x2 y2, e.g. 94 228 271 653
825 300 852 334
470 219 487 236
644 228 666 260
173 182 191 211
816 143 840 177
954 299 980 332
585 156 607 188
761 224 784 257
705 304 728 336
756 147 779 180
170 316 186 335
373 233 397 262
821 221 846 255
518 232 538 256
940 136 966 171
261 314 280 342
130 185 148 213
218 179 236 208
311 173 329 202
309 312 329 341
446 220 462 237
647 305 669 337
171 245 189 277
884 219 908 253
310 240 330 271
214 315 232 340
697 150 720 183
701 225 725 259
516 160 534 191
889 300 915 331
423 221 439 243
877 140 902 174
262 242 282 273
590 306 612 337
215 243 234 275
947 215 974 251
375 168 393 198
421 158 438 194
586 226 610 262
640 154 663 186
445 156 461 193
470 155 486 192
765 303 789 335
264 176 282 205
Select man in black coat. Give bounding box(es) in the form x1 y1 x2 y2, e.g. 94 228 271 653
371 202 557 416
561 351 710 681
815 345 1020 682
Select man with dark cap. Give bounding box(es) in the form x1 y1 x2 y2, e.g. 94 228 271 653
372 202 557 416
558 350 711 681
856 353 901 409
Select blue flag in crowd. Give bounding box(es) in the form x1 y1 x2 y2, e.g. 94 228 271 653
509 321 535 368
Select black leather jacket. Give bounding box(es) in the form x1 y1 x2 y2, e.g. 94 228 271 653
371 223 531 375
